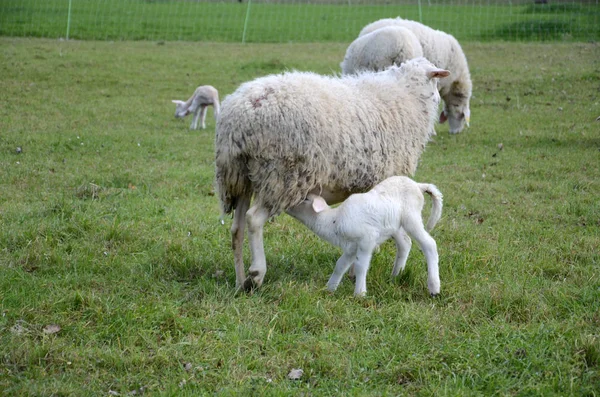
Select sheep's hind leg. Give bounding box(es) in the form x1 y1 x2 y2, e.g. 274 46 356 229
244 204 270 291
231 196 250 289
391 228 412 277
403 215 440 296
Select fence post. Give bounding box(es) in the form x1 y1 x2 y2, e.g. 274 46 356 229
242 0 252 44
418 0 423 23
66 0 72 40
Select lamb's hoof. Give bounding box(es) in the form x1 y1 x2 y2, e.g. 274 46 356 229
430 292 440 298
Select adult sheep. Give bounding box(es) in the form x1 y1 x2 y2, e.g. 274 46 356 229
341 26 423 75
353 17 472 134
215 57 449 290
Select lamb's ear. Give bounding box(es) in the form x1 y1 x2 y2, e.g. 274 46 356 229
172 100 184 105
426 69 450 80
439 110 448 124
312 196 329 213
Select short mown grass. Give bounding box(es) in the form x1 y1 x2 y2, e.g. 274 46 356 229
0 38 599 394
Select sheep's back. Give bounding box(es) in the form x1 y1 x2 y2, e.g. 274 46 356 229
215 71 433 216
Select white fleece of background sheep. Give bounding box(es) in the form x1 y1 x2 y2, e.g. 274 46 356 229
357 17 472 134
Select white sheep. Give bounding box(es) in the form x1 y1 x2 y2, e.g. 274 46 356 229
286 176 443 297
353 18 472 134
340 26 423 75
215 57 450 290
172 85 220 130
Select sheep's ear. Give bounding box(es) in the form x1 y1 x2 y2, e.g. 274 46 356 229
312 196 329 213
426 69 450 79
172 100 184 105
439 110 448 124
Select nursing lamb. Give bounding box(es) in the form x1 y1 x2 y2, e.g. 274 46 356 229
287 176 443 297
215 57 449 290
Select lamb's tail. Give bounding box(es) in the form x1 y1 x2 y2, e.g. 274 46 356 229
418 183 443 232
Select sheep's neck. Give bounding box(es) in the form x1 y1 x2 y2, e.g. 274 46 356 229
302 208 343 248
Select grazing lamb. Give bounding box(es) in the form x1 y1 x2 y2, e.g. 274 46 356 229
172 85 220 130
215 57 449 291
286 176 443 297
340 26 423 75
353 17 472 134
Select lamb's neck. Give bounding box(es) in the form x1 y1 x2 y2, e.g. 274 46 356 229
301 208 343 248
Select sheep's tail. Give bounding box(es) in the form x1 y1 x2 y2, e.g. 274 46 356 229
418 183 443 232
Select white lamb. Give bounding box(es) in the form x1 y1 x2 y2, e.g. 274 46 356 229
340 26 423 75
352 18 472 134
287 176 443 297
215 57 450 290
172 85 220 130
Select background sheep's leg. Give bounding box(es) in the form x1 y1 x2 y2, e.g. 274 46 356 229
243 204 270 291
326 249 356 292
190 106 201 130
391 228 412 277
352 243 376 296
199 105 208 129
231 196 250 288
403 214 440 296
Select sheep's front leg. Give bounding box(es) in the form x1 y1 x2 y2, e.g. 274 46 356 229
326 249 356 292
199 105 208 129
353 244 375 296
244 204 270 291
231 196 250 289
190 106 202 130
391 228 412 277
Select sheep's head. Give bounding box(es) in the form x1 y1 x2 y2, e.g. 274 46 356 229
286 194 330 221
172 100 190 118
439 80 471 134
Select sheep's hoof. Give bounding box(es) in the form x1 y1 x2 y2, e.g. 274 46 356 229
242 276 257 292
242 270 263 292
430 292 440 298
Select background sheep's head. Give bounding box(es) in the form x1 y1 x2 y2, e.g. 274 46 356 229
171 100 190 118
440 80 471 134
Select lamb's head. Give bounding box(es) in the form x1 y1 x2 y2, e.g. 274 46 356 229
171 100 190 118
286 194 330 223
439 80 471 134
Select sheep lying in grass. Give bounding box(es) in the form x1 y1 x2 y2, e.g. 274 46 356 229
172 85 220 130
353 18 472 134
340 26 423 75
215 57 449 290
287 176 443 297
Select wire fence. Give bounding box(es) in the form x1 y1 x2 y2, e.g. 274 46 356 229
0 0 598 43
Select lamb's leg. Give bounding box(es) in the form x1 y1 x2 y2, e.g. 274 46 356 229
199 105 208 129
391 228 412 277
326 248 356 292
403 215 440 296
231 195 250 289
353 243 376 296
190 107 201 130
244 204 270 291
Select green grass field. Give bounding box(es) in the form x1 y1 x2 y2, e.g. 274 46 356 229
1 37 599 395
1 0 599 42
